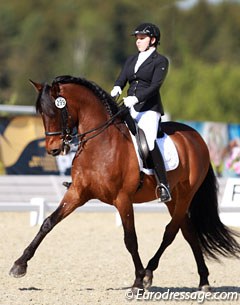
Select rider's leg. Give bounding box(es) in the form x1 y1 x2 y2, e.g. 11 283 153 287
150 141 171 202
130 108 171 203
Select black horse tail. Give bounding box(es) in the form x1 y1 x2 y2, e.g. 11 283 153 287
189 164 240 260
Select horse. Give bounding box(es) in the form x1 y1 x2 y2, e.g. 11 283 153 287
9 75 240 292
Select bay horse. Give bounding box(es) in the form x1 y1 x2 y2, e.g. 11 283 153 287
9 75 240 291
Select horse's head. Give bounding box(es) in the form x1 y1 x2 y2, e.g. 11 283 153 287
31 80 74 156
32 75 121 156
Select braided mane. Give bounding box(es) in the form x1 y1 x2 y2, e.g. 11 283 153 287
52 75 119 117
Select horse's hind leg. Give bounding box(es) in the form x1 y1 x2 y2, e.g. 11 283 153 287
180 214 210 291
9 188 84 278
144 206 210 291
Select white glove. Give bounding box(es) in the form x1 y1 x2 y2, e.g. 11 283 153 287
123 96 138 108
110 86 122 97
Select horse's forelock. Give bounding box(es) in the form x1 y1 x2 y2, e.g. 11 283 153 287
36 83 56 117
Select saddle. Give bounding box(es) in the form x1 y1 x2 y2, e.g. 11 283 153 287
122 107 179 173
123 108 164 169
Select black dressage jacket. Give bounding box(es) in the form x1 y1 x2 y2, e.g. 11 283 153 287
114 50 169 115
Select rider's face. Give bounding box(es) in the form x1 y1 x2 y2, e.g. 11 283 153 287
135 34 155 52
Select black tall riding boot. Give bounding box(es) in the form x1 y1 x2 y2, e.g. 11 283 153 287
150 141 172 203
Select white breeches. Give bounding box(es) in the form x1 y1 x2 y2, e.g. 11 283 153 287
130 107 161 151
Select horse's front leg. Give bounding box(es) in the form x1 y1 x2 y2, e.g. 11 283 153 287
9 187 85 278
116 201 145 290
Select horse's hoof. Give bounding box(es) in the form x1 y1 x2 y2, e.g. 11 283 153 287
132 286 143 295
199 284 211 292
9 263 27 278
131 278 144 296
125 286 144 301
143 269 153 289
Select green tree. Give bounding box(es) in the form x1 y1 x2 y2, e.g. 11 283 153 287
0 0 240 123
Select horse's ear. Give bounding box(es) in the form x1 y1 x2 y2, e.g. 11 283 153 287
29 79 44 92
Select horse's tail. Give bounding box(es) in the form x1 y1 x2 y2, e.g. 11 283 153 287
189 164 240 259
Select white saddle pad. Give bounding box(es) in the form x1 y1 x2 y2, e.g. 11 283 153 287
131 132 179 175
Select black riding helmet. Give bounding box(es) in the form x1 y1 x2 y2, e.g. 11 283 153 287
132 23 161 47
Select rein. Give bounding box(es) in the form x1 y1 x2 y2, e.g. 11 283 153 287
74 107 124 145
73 94 127 145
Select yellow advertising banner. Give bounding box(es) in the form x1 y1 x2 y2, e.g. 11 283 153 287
0 116 60 174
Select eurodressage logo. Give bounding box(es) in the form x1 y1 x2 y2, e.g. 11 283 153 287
125 288 239 303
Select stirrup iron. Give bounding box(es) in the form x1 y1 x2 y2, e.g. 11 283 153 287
62 181 72 189
155 183 172 203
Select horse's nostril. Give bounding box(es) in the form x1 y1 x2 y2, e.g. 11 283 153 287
50 149 61 156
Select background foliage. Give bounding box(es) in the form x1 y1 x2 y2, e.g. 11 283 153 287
0 0 240 122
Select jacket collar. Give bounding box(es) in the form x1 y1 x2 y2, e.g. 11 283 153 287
135 49 157 71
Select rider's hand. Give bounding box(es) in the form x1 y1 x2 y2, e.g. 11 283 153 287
110 86 122 98
123 96 138 108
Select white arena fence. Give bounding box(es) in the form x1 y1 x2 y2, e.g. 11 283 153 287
0 175 239 227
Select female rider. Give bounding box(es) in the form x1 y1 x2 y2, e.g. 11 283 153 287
111 23 171 202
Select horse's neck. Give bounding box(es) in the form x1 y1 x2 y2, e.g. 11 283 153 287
62 83 111 135
76 96 109 134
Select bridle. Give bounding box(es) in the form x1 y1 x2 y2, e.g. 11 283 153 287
44 95 126 155
44 96 75 155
